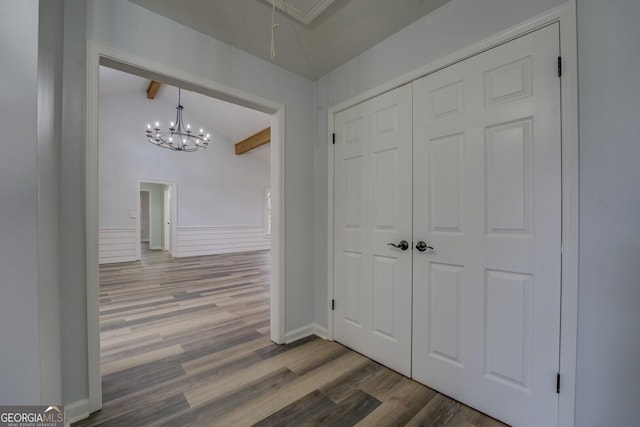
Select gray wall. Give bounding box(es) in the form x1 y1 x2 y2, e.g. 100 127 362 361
575 0 640 425
0 0 42 404
0 0 64 405
37 0 64 405
59 0 89 406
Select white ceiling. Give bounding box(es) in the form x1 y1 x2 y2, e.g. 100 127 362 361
127 0 452 80
99 66 272 155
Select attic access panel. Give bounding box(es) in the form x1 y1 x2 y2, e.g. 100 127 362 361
262 0 336 25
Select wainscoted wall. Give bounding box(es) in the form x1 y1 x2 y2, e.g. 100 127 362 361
100 225 270 263
177 226 270 257
98 228 137 264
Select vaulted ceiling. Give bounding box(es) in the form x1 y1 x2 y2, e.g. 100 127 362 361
99 66 272 160
128 0 451 80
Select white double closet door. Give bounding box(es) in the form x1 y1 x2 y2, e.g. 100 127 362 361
333 24 561 427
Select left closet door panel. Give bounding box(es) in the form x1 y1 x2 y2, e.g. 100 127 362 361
333 84 413 376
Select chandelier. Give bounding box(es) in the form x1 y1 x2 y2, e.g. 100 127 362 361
145 88 211 152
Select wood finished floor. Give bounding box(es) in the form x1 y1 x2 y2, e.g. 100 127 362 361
74 248 508 427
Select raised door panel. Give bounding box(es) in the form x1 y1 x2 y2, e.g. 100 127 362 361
428 263 464 367
484 269 533 391
429 134 464 234
485 118 533 236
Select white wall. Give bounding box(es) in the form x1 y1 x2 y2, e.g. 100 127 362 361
314 0 565 327
575 0 640 425
99 89 270 229
0 0 63 405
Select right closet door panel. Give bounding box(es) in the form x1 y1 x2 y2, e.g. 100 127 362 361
412 23 561 427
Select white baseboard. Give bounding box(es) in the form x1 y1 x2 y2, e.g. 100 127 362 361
64 398 90 427
176 225 270 258
284 324 316 344
284 323 328 343
314 324 328 340
98 228 137 264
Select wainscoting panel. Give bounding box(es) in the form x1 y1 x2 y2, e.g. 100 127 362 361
177 226 270 257
99 228 138 264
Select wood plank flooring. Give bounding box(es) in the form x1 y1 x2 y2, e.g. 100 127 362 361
73 248 508 427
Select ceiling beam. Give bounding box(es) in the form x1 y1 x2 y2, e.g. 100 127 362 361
146 80 162 99
235 127 271 155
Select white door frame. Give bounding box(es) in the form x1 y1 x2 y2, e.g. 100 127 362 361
327 4 578 426
136 179 177 258
86 42 286 413
139 189 151 244
163 186 171 252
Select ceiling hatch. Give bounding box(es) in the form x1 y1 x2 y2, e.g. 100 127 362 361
262 0 336 25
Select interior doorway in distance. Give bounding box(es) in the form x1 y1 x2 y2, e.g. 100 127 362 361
137 180 176 258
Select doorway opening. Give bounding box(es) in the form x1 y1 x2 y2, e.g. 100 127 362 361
136 180 176 258
96 66 273 413
87 44 285 413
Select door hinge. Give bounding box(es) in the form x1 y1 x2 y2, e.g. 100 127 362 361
557 57 562 77
556 373 561 393
331 299 335 310
332 133 336 144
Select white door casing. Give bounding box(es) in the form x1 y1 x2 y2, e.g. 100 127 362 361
412 23 561 427
333 84 413 376
163 186 171 253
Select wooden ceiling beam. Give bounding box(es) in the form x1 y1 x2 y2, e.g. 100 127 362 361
235 127 271 155
146 80 162 99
